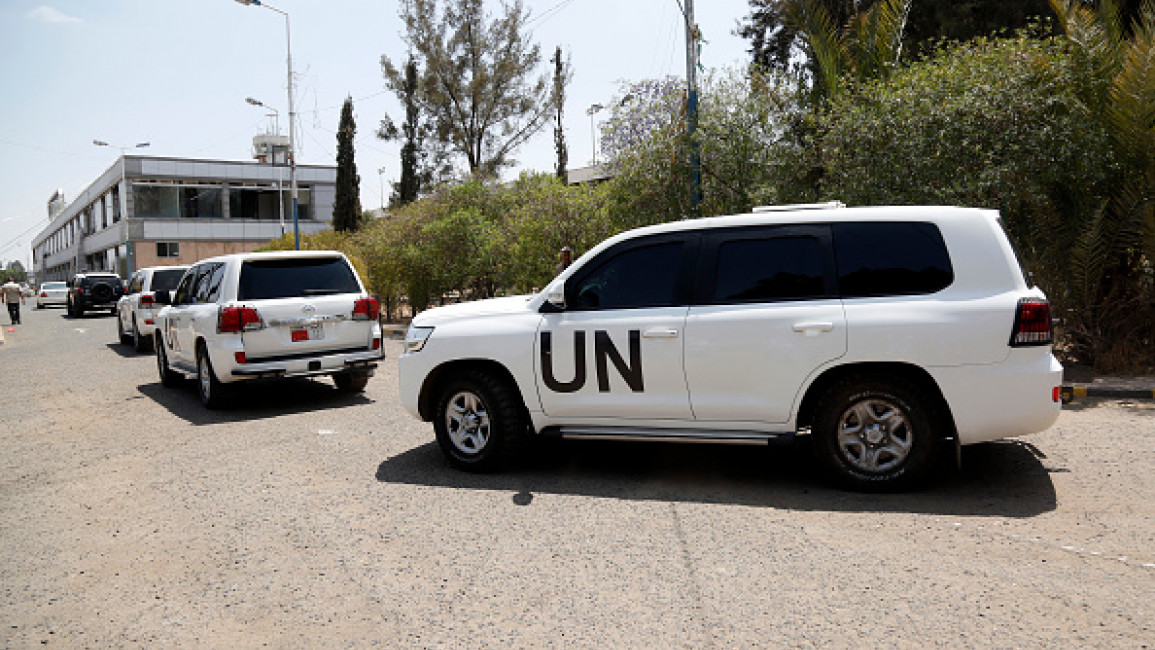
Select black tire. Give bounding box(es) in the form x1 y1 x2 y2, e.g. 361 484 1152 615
132 317 151 353
117 313 132 345
73 301 84 317
333 371 370 393
433 369 529 473
811 375 938 491
196 345 227 409
156 335 181 388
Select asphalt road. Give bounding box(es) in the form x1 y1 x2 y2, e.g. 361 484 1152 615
1 305 1152 648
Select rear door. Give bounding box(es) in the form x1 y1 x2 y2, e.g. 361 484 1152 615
236 256 372 360
683 225 846 424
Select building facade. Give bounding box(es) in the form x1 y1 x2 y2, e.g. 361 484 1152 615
32 155 337 281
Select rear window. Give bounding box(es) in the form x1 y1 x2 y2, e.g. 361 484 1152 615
238 257 361 300
151 269 186 292
833 222 953 297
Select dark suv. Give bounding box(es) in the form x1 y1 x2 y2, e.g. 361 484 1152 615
67 272 125 317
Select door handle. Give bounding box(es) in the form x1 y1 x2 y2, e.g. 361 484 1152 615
792 321 834 336
643 327 679 339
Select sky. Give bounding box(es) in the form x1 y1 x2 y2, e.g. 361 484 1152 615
0 0 755 269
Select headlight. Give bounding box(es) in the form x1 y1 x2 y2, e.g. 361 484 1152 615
404 325 434 353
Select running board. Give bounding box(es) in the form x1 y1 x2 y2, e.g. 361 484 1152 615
540 426 795 446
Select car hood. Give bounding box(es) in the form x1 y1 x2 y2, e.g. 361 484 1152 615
412 295 536 326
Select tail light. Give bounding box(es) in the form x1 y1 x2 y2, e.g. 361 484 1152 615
1010 298 1053 346
352 296 380 321
39 292 46 298
218 305 264 333
140 293 155 307
372 337 382 351
75 288 84 295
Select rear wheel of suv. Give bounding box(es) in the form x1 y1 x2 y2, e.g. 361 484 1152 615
812 376 937 491
117 313 132 345
132 317 151 353
197 345 227 409
156 335 181 388
333 371 370 393
433 369 528 472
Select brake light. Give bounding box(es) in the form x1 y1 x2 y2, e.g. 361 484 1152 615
75 287 84 295
218 305 264 333
140 293 155 307
39 292 46 298
352 296 380 321
372 336 381 351
1010 298 1054 346
235 351 247 365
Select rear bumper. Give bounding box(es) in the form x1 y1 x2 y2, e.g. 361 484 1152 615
930 350 1063 445
229 349 384 381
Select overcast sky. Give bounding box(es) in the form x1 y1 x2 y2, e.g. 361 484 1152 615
0 0 754 268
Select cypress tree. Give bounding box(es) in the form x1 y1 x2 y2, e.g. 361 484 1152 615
334 96 362 232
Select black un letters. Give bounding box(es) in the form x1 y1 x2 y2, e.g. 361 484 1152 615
540 330 644 393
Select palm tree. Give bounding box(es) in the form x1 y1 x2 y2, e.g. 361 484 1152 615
786 0 913 101
1051 0 1154 368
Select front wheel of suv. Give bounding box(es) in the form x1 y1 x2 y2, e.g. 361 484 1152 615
197 345 227 409
433 369 528 473
811 375 938 491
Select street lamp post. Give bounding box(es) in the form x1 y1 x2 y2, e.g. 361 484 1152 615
93 139 149 276
586 103 604 166
236 0 299 250
378 167 387 211
245 97 286 237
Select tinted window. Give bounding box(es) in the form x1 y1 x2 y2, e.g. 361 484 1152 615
714 236 825 302
193 264 225 303
570 241 684 310
150 269 186 293
173 267 199 304
834 222 953 297
238 257 360 300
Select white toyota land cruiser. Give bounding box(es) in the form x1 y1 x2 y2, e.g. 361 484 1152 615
154 250 384 409
399 204 1063 489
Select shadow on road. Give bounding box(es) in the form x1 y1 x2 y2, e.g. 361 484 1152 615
105 342 139 358
375 437 1058 517
137 377 373 425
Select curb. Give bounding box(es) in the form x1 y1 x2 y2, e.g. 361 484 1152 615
1061 384 1155 402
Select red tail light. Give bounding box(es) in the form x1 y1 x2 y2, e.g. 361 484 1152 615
218 305 264 333
352 297 380 321
140 293 155 307
1010 298 1054 346
39 292 46 298
372 337 382 351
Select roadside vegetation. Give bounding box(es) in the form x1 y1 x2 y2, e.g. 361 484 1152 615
267 0 1153 373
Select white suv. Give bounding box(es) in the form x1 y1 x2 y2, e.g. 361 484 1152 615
154 251 384 408
117 265 188 352
399 205 1063 490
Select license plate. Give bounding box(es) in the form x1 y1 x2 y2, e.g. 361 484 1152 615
291 324 323 342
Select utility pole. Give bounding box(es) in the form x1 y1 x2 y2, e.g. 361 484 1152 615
683 0 702 217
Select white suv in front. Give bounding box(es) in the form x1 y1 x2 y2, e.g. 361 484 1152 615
117 265 188 353
399 204 1064 490
154 250 384 408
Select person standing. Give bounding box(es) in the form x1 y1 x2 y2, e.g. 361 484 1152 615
1 277 24 325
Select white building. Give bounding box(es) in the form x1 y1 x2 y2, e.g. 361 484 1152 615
32 154 337 281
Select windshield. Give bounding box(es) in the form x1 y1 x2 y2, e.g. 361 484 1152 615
238 257 361 300
42 282 66 290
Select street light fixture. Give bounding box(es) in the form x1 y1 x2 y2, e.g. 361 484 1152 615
93 139 150 276
586 103 604 166
235 0 300 250
245 96 280 135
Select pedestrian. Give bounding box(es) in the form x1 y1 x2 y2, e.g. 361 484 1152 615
1 276 25 325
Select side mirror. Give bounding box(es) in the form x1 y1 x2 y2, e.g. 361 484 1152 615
153 290 172 305
539 286 566 313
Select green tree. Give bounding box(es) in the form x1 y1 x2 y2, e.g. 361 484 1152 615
383 0 554 177
551 46 571 181
1050 0 1155 370
333 96 362 231
379 57 450 207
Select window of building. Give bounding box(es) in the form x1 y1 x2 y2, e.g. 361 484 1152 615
180 186 223 219
157 242 180 258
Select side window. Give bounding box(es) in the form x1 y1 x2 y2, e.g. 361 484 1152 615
192 264 224 303
128 273 143 294
172 267 198 305
833 222 954 297
713 236 826 302
567 240 686 310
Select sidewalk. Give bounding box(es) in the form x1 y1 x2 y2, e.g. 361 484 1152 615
1061 364 1155 402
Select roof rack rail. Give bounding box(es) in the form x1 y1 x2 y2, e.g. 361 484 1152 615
751 201 845 213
